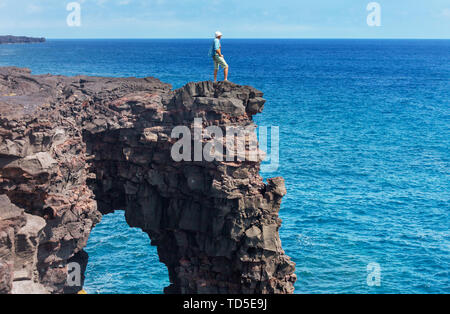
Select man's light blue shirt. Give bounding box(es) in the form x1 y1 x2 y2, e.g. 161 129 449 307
208 38 221 57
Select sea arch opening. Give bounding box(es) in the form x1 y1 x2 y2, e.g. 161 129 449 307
81 128 177 294
83 210 169 294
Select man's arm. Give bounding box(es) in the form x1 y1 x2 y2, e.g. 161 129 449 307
214 39 223 57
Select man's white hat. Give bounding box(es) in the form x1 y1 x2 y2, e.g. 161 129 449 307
215 31 223 38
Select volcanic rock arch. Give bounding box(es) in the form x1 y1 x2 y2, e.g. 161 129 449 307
0 67 296 294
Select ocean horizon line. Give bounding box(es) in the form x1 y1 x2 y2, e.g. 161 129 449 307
42 37 450 41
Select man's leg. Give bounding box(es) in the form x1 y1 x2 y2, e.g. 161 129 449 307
214 69 218 83
224 66 229 81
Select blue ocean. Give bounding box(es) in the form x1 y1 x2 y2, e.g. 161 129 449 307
1 39 448 294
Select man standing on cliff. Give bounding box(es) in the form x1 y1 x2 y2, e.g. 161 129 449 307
209 31 229 83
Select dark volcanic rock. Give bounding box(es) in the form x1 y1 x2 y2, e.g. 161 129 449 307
0 67 296 294
0 36 45 44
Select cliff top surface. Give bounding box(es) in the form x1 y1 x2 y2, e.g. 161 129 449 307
0 67 170 118
0 67 263 120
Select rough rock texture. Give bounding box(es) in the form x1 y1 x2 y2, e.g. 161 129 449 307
0 67 296 294
0 195 47 293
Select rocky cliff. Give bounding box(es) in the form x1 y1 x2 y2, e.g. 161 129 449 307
0 67 296 294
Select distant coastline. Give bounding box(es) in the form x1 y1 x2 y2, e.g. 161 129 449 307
0 35 45 44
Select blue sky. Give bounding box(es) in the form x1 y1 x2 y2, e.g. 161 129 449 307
1 0 449 38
